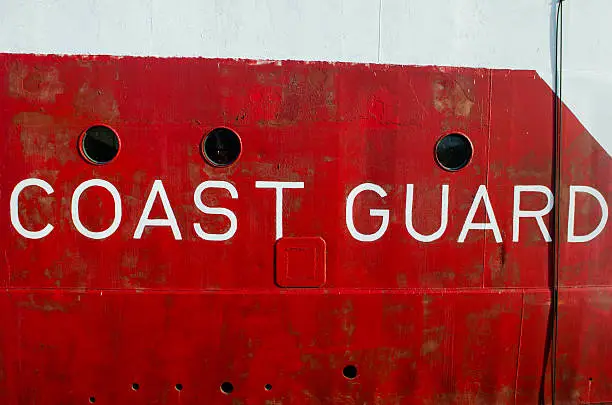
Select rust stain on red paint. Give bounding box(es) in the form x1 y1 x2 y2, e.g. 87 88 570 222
432 74 475 118
8 61 64 103
73 83 120 122
0 53 609 404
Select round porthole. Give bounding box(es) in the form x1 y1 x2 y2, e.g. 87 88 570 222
343 365 358 379
435 133 473 171
220 381 234 394
201 127 242 167
79 125 120 164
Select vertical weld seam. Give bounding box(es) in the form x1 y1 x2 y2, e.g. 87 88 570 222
377 0 383 62
4 250 11 289
515 290 526 404
482 69 493 288
587 378 592 403
449 305 456 388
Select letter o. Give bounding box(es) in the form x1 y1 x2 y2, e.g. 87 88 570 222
71 179 122 239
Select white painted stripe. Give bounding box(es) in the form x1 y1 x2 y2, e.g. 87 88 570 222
0 0 610 156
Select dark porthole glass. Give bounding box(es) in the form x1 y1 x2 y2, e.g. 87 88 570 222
201 127 242 167
343 365 358 379
80 125 120 164
435 133 473 171
220 381 234 394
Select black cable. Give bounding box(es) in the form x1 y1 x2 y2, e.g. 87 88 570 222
551 0 564 403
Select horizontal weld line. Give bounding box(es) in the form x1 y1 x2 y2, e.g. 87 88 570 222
2 286 611 295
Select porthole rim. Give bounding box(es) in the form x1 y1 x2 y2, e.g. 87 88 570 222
200 126 243 168
220 381 235 394
78 123 122 165
342 364 359 380
434 132 474 172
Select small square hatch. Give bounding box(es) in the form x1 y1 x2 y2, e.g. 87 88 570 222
275 237 326 288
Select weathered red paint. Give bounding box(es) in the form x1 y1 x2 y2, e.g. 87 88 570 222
0 54 609 404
